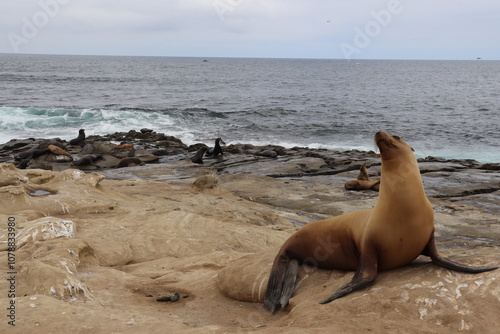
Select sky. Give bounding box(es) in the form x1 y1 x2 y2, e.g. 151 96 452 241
1 0 499 60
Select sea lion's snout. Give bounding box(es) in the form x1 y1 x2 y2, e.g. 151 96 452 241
375 131 391 149
375 130 389 141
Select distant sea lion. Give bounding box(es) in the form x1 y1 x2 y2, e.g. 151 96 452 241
190 147 208 164
71 154 103 166
113 143 134 150
15 159 30 169
256 150 278 158
69 129 86 147
344 163 380 191
357 162 370 180
206 138 225 157
47 144 72 157
264 131 498 313
117 157 143 168
113 143 135 158
13 148 49 160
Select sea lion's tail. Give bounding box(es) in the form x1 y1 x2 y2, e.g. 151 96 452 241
264 256 299 314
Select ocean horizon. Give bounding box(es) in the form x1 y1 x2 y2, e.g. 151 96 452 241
1 54 499 162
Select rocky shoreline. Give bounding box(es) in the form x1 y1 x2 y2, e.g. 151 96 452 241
1 128 499 214
0 129 499 333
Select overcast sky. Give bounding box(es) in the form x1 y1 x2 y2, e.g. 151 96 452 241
1 0 499 60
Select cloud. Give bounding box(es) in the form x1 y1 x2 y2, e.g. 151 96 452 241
1 0 499 59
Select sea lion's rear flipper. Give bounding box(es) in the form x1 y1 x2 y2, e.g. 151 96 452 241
319 248 378 304
264 256 299 313
279 259 299 308
422 234 498 273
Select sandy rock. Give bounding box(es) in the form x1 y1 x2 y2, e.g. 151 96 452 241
192 174 218 190
17 238 96 300
11 216 75 250
217 251 275 302
0 164 121 217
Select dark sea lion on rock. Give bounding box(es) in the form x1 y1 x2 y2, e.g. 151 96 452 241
15 159 31 169
117 157 143 168
14 148 49 160
206 138 225 157
264 131 498 314
71 154 103 166
256 150 278 158
190 147 208 164
69 129 86 147
344 163 380 191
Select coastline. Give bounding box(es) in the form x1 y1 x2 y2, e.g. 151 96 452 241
0 130 499 333
1 129 499 213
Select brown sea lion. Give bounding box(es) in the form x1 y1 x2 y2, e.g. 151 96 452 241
113 143 135 158
264 131 498 313
114 143 134 150
69 129 86 147
344 163 380 191
357 162 370 180
47 144 72 157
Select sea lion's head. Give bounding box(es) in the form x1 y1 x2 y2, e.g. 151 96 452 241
215 138 226 145
375 131 414 162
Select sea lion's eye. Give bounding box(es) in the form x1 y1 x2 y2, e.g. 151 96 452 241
393 135 401 140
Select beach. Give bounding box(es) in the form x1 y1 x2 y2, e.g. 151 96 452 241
0 130 499 333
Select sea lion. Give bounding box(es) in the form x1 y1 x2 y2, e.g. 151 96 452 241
256 150 278 158
113 143 134 150
358 162 370 180
69 129 86 147
47 144 72 157
344 163 380 191
113 143 135 158
206 138 225 157
264 131 498 313
117 157 143 168
71 154 103 166
190 147 208 164
15 159 30 169
13 148 49 160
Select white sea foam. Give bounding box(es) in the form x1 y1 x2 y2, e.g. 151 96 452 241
1 56 499 163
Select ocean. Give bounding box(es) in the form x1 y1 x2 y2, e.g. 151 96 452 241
0 54 499 162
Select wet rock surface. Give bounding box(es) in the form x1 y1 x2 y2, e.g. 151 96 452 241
0 129 499 213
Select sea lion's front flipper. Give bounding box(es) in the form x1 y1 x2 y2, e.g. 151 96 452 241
319 248 378 304
422 234 498 273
